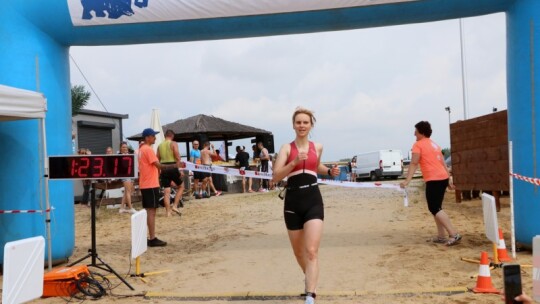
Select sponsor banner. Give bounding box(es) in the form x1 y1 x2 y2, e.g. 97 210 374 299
68 0 417 27
184 162 408 206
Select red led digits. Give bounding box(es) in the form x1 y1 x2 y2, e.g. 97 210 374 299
49 155 135 179
79 157 90 177
71 159 77 176
123 156 132 175
113 157 118 175
92 157 104 177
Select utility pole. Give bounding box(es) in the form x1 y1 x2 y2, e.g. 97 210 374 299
459 19 469 119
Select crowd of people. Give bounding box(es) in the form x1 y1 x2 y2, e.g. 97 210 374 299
76 129 281 247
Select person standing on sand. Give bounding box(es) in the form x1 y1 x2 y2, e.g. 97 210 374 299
235 145 250 193
399 121 462 246
139 128 183 247
157 129 184 216
118 142 136 214
272 107 340 304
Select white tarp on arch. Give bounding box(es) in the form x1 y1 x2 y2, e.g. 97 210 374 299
68 0 417 26
0 85 47 121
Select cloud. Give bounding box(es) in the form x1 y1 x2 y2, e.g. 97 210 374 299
70 13 506 161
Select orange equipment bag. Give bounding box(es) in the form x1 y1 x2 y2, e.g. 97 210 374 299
42 265 90 297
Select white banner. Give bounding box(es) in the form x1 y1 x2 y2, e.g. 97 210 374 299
184 162 408 206
67 0 417 26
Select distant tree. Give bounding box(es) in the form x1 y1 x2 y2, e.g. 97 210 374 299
71 85 91 116
442 148 451 159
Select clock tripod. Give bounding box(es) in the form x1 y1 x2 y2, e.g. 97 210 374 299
68 184 134 290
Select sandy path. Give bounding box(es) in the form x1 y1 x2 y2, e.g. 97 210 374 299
20 179 532 303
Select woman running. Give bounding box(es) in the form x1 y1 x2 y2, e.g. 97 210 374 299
272 107 340 304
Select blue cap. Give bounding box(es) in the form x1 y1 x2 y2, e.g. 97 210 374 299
142 128 159 137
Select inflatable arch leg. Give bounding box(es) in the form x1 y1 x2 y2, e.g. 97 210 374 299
0 7 74 262
507 0 540 245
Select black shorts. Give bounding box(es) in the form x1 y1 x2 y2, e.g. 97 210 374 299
160 166 183 188
141 187 160 209
425 179 449 215
194 171 211 180
283 185 324 230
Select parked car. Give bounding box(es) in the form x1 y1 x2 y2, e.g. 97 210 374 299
352 149 403 181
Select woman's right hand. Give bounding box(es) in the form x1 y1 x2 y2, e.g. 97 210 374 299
293 151 308 166
399 180 409 189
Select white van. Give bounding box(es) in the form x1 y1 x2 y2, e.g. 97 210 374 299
352 150 403 181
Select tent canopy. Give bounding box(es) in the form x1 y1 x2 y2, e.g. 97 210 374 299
128 114 272 142
0 85 47 121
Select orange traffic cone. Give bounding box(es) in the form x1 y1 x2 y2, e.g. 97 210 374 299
497 228 512 262
472 251 500 294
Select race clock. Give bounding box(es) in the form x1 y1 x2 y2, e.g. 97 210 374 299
49 155 135 180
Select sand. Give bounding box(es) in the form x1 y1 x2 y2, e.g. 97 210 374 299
25 179 533 303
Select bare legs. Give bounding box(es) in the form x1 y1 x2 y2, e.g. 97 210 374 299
434 210 457 237
163 187 173 216
193 178 200 196
172 183 184 210
146 207 156 239
121 180 133 210
287 219 323 294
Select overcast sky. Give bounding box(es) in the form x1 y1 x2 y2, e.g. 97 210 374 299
69 12 506 161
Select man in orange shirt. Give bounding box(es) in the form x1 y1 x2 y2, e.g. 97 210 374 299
139 128 182 247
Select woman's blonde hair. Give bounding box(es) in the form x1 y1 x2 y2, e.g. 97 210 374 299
292 107 316 126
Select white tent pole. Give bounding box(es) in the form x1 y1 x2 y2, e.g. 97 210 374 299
509 140 516 259
41 117 52 270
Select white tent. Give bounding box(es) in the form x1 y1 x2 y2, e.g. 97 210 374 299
150 108 165 153
0 85 51 270
0 85 47 120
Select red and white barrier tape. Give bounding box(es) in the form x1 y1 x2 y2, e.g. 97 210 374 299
318 179 408 206
0 207 54 214
510 173 540 186
184 162 408 206
185 162 273 179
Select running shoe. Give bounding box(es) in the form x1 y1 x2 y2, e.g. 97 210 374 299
119 208 128 214
128 208 137 214
446 233 462 246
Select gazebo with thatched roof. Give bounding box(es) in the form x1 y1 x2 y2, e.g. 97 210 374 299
128 114 273 160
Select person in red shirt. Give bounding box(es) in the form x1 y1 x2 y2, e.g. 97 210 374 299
400 121 461 246
139 128 182 247
272 107 340 304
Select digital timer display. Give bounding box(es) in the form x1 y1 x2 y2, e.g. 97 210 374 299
49 155 135 180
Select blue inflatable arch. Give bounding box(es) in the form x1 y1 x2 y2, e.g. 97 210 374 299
0 0 538 261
